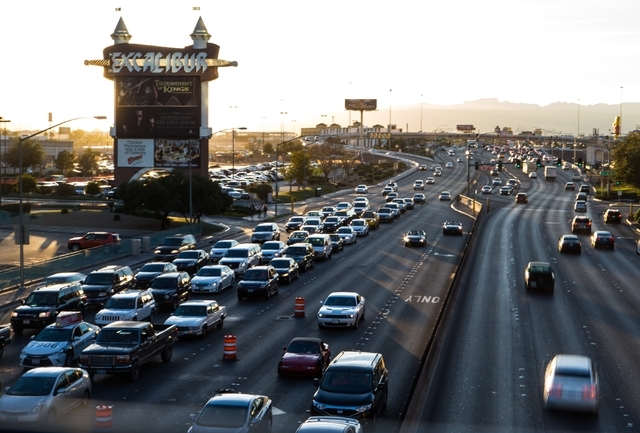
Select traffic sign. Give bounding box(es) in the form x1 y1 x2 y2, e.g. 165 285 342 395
600 171 614 176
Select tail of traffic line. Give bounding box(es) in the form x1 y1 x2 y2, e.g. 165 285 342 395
223 334 238 361
94 405 113 433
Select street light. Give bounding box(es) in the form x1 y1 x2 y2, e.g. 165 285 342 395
18 116 106 289
0 117 10 206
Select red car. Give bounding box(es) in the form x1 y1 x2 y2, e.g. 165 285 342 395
277 337 331 377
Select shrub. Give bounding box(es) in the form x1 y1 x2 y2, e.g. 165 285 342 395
61 208 69 214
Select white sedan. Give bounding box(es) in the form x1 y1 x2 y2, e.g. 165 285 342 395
163 300 226 338
190 265 235 293
350 219 370 236
336 226 357 244
354 184 368 194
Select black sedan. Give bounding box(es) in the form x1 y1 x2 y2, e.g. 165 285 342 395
172 249 210 274
329 234 344 252
269 258 300 284
413 193 427 204
403 230 427 247
442 221 463 235
558 234 582 254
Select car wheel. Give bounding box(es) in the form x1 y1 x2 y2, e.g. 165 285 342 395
361 308 365 321
171 298 178 311
130 361 141 382
287 275 292 284
71 244 81 252
200 325 208 339
81 389 90 407
266 289 271 300
265 413 273 433
354 317 359 329
64 351 74 367
216 317 224 329
161 343 173 362
0 343 4 358
148 310 155 323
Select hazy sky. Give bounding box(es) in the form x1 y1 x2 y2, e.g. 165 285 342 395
1 0 638 134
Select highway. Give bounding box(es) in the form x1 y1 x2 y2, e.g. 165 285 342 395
0 151 474 433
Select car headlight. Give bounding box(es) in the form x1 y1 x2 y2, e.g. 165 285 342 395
115 355 131 364
11 311 18 317
312 400 326 410
188 326 200 331
318 313 327 318
29 401 45 414
164 294 170 300
188 260 197 266
171 249 180 254
38 311 52 318
355 403 373 413
346 314 355 318
98 291 109 297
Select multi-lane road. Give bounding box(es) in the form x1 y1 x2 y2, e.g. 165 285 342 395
2 148 640 433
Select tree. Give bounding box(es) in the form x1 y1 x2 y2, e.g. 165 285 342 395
85 181 101 196
15 174 37 194
611 132 640 189
263 142 274 155
77 149 100 175
289 150 312 190
54 150 75 174
4 138 45 173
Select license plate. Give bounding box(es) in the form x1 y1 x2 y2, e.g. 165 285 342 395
97 369 106 375
332 319 340 324
23 320 30 324
247 289 253 293
32 359 40 365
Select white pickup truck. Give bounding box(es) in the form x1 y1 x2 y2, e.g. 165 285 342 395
163 299 227 339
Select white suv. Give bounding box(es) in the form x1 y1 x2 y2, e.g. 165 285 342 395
94 290 155 326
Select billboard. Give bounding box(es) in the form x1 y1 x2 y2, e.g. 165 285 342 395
117 139 155 168
154 138 201 168
345 99 377 111
456 124 476 133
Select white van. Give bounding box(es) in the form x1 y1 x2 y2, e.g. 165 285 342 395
219 243 263 275
306 234 332 261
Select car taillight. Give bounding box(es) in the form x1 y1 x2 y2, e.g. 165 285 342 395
610 237 614 242
582 384 596 399
550 384 563 397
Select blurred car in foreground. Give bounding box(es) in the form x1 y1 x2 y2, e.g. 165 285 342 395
0 367 91 427
277 337 331 377
543 354 598 414
188 390 272 433
295 416 362 433
558 234 582 254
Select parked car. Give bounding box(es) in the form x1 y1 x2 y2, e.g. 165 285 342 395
190 265 235 294
278 337 331 377
237 265 279 301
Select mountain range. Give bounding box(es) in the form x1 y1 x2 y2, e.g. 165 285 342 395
355 98 637 138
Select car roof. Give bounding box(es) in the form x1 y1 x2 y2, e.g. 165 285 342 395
34 283 78 292
22 367 73 377
176 300 217 306
206 392 259 407
553 354 592 374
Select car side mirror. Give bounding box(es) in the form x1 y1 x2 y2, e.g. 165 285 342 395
313 378 320 386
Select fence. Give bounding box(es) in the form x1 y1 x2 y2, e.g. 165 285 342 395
0 223 203 292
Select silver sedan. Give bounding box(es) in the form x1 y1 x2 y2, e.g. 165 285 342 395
543 354 598 414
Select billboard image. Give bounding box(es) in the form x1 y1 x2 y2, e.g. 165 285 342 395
456 124 476 133
117 139 155 168
345 99 377 111
115 76 200 139
154 138 200 168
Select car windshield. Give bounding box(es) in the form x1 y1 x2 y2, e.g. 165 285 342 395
224 250 249 258
325 217 339 223
290 233 307 239
140 264 166 272
286 247 305 255
7 376 55 396
255 226 272 232
408 231 423 236
196 404 248 428
287 340 320 354
288 217 304 222
321 371 373 394
24 291 58 306
84 273 114 285
105 297 136 309
151 278 178 289
270 259 290 268
213 241 235 249
173 305 207 316
35 327 73 342
337 228 351 234
197 268 222 277
244 269 268 280
176 251 199 259
325 296 356 306
160 238 183 246
308 238 325 246
262 242 280 250
352 221 365 226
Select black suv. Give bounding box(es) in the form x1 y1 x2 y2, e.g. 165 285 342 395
82 265 134 307
154 234 197 261
283 243 315 272
524 261 555 293
150 271 191 310
11 283 87 333
604 208 622 224
312 351 388 421
237 265 279 301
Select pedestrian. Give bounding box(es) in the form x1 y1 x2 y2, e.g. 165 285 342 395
262 204 268 217
249 204 255 218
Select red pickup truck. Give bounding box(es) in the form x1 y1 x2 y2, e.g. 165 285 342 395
67 232 120 251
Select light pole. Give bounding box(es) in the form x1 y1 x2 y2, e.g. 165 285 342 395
291 120 296 137
388 89 392 151
574 99 580 163
419 94 423 133
0 117 10 206
18 116 106 289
